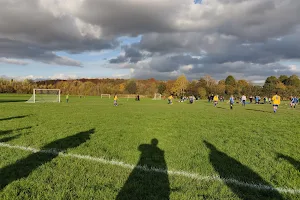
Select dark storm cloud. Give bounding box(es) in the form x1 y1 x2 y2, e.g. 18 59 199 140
0 0 117 66
0 39 82 67
1 0 300 80
109 46 144 64
76 0 179 36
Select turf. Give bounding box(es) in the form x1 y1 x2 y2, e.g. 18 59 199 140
0 94 299 200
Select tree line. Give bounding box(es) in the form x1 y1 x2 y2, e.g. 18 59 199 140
1 74 300 99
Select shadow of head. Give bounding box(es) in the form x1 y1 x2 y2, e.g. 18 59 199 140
203 140 217 151
151 138 159 146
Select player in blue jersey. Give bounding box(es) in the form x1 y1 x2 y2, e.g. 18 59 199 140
229 95 234 110
290 96 296 108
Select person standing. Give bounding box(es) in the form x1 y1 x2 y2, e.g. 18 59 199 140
272 92 281 113
249 96 253 103
229 95 234 110
114 94 118 106
168 95 173 105
290 96 296 108
66 94 69 103
213 95 219 107
241 94 246 106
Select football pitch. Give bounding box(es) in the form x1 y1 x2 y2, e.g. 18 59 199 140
0 94 299 200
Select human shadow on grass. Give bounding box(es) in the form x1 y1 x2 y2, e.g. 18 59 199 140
116 138 170 200
0 128 95 190
216 107 227 110
0 127 32 136
245 109 271 113
277 153 300 172
203 141 283 200
0 115 30 122
0 100 27 103
0 134 21 143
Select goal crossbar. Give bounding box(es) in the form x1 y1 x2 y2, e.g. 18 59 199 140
101 94 111 99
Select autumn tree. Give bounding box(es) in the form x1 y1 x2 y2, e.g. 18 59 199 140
157 82 166 94
225 75 236 86
186 81 199 96
172 75 189 96
126 80 137 94
198 88 207 99
263 76 279 96
119 83 125 93
165 80 176 95
278 75 289 85
199 75 216 94
286 75 300 87
237 80 249 95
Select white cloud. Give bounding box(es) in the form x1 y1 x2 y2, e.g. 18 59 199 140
0 57 29 65
48 73 78 80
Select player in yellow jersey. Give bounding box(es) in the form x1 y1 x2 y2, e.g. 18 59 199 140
66 94 69 103
213 95 219 107
168 95 173 104
272 92 280 113
114 94 118 106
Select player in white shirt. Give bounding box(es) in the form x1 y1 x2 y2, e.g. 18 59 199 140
241 95 247 107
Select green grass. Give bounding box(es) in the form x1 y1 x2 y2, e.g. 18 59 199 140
0 94 299 200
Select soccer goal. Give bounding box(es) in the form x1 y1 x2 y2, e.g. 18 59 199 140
101 94 111 99
26 89 61 103
152 93 162 100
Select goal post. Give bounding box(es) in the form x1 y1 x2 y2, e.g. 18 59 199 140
152 93 162 100
101 94 111 99
26 89 61 103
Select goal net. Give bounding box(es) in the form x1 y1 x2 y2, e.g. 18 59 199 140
152 93 162 100
101 94 111 99
26 89 61 103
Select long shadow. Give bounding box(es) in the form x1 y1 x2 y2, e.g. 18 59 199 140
203 141 283 200
0 115 30 122
0 100 27 103
0 134 21 143
277 153 300 172
0 127 32 136
116 138 170 200
245 109 271 113
216 107 227 110
0 128 95 190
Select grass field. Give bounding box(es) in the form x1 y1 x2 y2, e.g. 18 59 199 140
0 94 300 200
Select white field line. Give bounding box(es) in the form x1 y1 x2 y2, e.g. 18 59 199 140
1 142 300 195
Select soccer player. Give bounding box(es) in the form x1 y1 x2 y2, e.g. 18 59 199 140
189 96 194 104
295 96 299 108
272 92 281 113
114 94 118 106
290 96 296 108
249 96 253 103
213 95 219 107
66 94 69 103
229 95 234 110
241 94 246 106
168 94 173 104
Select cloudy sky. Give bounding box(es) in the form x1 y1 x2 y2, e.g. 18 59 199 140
0 0 300 82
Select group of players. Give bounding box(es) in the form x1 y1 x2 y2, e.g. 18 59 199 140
207 93 298 113
113 93 298 113
166 92 290 113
